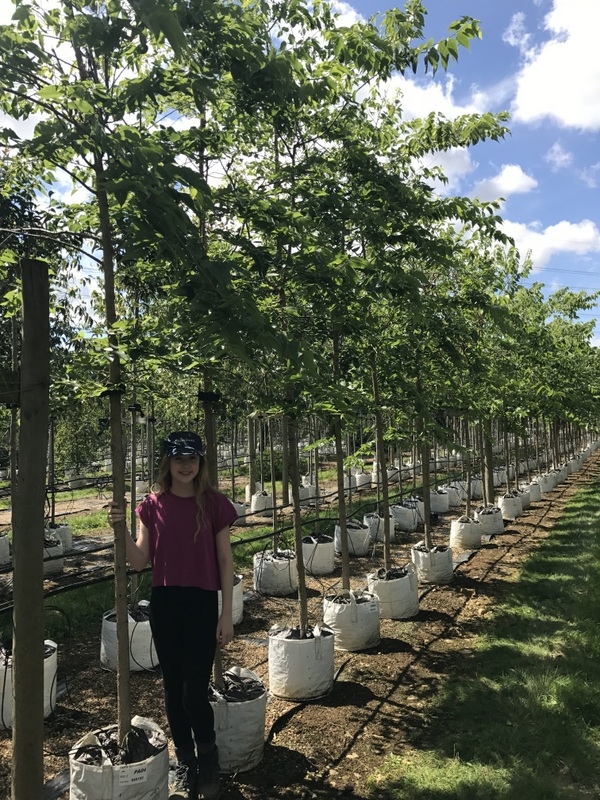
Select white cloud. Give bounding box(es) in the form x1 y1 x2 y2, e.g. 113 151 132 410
390 73 482 121
544 142 573 171
0 112 41 141
502 218 600 270
470 164 537 203
502 12 532 56
330 0 364 27
579 162 600 189
510 0 600 130
0 0 15 24
414 146 476 195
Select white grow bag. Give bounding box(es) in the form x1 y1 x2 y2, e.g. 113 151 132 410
390 504 418 533
567 458 580 474
367 564 419 619
363 513 385 542
517 487 531 510
302 535 335 576
43 535 64 576
47 524 72 552
497 493 523 520
218 574 244 625
268 625 334 701
429 490 449 514
354 472 372 490
300 481 319 506
411 543 454 585
100 601 158 672
449 517 482 551
1 640 57 730
371 467 401 485
493 469 505 487
250 491 273 517
0 535 10 566
210 667 267 773
527 482 542 502
470 478 483 500
231 501 248 525
449 481 468 501
536 474 553 493
323 590 380 651
253 550 298 596
245 483 262 503
440 485 461 507
298 485 311 506
334 521 371 556
69 715 168 800
475 506 504 536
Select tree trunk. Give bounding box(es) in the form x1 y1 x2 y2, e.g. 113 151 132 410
464 417 472 518
281 416 290 507
12 258 50 800
483 417 494 507
230 418 237 503
287 415 309 634
420 435 433 550
96 167 130 743
372 359 391 571
332 331 349 589
202 374 218 487
503 423 511 494
248 415 257 499
269 418 278 546
333 418 350 589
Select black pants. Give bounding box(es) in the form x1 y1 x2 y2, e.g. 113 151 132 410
150 586 217 760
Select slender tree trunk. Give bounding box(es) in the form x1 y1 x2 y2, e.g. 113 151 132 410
464 417 472 518
248 416 257 500
312 418 321 532
333 418 350 589
48 417 56 525
96 165 130 742
129 399 140 607
202 374 218 487
483 418 495 507
503 423 511 494
415 414 433 551
9 311 18 501
12 258 50 800
230 418 237 503
148 400 156 488
287 415 309 634
269 418 278 544
372 358 391 571
332 331 350 589
281 416 289 507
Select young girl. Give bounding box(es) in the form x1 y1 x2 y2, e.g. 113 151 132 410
108 431 237 800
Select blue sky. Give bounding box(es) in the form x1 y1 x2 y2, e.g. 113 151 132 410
344 0 600 340
2 0 599 340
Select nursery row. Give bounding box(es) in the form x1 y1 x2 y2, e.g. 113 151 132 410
9 439 592 800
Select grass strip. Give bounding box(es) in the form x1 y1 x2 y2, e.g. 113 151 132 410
368 477 600 800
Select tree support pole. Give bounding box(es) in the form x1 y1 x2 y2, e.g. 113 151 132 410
12 258 50 800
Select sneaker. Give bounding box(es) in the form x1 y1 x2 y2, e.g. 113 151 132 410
196 746 220 800
169 758 198 799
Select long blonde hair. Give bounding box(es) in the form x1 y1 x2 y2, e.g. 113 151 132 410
153 454 213 540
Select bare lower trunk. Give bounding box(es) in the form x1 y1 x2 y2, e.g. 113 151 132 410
12 259 50 800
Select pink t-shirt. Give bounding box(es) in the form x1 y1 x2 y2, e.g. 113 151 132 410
136 489 238 590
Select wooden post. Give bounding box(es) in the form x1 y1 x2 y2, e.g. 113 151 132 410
12 258 50 800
